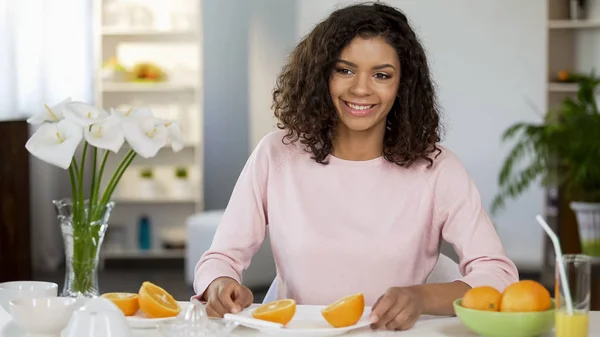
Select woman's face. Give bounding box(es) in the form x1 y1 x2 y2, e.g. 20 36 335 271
329 36 401 134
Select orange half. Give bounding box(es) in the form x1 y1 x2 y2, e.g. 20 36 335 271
138 281 181 318
252 299 296 325
321 293 365 328
101 292 139 316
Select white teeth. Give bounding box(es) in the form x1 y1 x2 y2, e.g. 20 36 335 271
347 102 374 110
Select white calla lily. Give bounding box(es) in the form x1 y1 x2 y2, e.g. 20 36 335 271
63 102 109 127
111 107 153 120
84 116 125 153
23 98 193 297
27 97 72 125
25 119 83 169
163 120 184 152
122 116 169 158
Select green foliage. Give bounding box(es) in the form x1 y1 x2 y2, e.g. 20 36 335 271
140 167 154 179
492 72 600 214
175 167 188 179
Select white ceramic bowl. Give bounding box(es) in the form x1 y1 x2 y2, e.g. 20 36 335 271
62 298 133 337
64 308 133 337
9 297 78 337
0 281 58 314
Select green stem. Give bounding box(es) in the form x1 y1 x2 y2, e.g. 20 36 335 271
71 157 80 180
70 157 81 222
69 147 138 295
95 150 110 208
69 157 95 295
88 147 98 218
93 150 136 220
79 141 88 209
102 151 136 203
69 162 78 204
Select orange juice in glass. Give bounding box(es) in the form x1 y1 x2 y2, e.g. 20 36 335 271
555 254 591 337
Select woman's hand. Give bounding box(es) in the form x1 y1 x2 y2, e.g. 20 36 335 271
370 287 425 331
204 277 254 317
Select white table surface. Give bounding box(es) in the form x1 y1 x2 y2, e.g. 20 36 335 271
2 303 600 337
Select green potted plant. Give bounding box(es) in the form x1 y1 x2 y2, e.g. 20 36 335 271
175 167 188 179
139 167 157 198
492 72 600 256
172 166 191 198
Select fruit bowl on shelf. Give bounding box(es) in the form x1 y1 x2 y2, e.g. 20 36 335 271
129 62 167 82
453 281 556 337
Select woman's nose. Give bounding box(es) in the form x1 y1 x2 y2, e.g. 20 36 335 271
349 73 371 96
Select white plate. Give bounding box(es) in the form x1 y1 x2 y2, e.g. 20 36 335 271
233 305 372 337
126 301 190 329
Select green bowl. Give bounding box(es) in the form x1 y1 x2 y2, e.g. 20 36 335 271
453 299 555 337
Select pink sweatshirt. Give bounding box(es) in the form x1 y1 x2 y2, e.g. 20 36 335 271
194 130 519 306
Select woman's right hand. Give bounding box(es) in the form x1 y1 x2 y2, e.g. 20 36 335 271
204 277 254 317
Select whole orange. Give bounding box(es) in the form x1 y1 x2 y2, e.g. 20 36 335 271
558 70 569 82
461 286 502 311
500 280 552 312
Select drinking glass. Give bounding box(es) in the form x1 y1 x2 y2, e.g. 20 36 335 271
555 254 591 337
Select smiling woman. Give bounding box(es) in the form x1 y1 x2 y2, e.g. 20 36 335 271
272 3 440 167
328 36 401 159
193 2 519 332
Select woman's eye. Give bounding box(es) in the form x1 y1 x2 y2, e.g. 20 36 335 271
374 73 390 80
336 68 353 75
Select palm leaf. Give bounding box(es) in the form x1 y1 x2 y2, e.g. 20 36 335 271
492 71 600 214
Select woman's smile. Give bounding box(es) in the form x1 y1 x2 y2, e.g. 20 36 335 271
342 100 378 117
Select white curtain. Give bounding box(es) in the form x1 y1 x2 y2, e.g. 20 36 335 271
0 0 93 271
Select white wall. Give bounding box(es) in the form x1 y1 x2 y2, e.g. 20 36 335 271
248 0 297 150
295 0 547 271
202 0 297 208
202 0 252 210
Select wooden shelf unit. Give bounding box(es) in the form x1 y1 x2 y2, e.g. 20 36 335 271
93 0 204 260
541 0 600 289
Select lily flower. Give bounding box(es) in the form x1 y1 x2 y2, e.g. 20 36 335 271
85 116 125 153
163 120 184 152
25 119 83 169
63 102 109 127
122 116 169 158
26 97 72 125
111 107 153 120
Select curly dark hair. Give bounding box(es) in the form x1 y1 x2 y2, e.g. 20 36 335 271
272 1 443 168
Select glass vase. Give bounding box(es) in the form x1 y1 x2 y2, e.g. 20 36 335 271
54 199 115 298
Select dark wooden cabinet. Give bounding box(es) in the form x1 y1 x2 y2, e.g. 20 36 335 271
0 119 32 282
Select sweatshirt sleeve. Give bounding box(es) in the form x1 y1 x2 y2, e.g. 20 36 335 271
192 138 270 299
433 150 519 292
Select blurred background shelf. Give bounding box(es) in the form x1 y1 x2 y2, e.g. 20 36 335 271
111 196 199 204
101 27 198 37
548 82 579 92
101 81 198 92
541 0 600 293
102 248 185 260
548 19 600 28
94 0 204 261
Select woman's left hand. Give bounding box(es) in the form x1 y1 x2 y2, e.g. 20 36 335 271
369 287 425 331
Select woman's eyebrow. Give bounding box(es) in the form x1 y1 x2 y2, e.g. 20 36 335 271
336 59 396 71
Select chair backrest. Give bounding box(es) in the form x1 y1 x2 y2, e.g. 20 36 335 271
425 253 462 284
261 254 461 303
263 278 278 304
